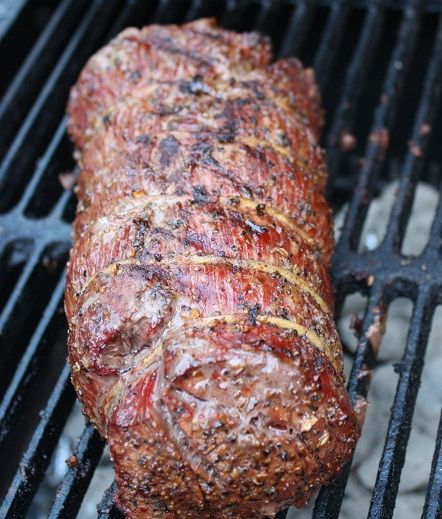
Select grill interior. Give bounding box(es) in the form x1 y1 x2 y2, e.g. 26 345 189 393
0 0 442 518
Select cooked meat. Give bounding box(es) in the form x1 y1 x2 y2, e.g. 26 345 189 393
65 18 360 518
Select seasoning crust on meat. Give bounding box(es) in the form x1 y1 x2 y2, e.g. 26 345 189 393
65 18 360 518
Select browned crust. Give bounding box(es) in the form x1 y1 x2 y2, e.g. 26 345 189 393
65 18 359 518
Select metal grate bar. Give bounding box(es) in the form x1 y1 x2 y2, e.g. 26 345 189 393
15 119 68 214
252 1 293 57
0 244 43 339
151 0 192 24
0 276 65 446
254 1 283 33
97 483 121 519
26 0 158 223
0 212 70 248
0 365 75 519
0 0 63 94
313 0 351 91
0 0 122 213
312 283 387 519
279 0 316 57
218 0 258 30
368 288 435 518
152 0 174 23
425 174 442 257
105 0 157 40
326 0 387 172
382 13 442 252
53 185 76 221
337 0 424 251
422 411 442 519
0 0 87 161
220 0 240 27
184 0 204 22
184 0 218 22
48 424 104 519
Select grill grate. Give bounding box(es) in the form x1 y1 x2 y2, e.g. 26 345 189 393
0 1 441 518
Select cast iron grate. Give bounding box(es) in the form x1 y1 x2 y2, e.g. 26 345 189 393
0 0 441 518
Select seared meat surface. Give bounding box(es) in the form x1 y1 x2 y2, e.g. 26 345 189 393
65 18 359 518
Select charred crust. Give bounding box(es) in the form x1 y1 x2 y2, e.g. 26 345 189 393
247 304 260 325
66 17 358 519
159 135 180 167
192 185 209 205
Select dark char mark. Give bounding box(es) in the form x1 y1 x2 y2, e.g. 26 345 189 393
159 136 180 167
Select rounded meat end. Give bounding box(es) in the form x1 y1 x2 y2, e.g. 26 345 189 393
72 264 175 375
108 325 359 518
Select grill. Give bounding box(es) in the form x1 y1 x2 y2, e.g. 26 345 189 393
0 0 441 518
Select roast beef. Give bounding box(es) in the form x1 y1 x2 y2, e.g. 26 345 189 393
65 18 360 518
